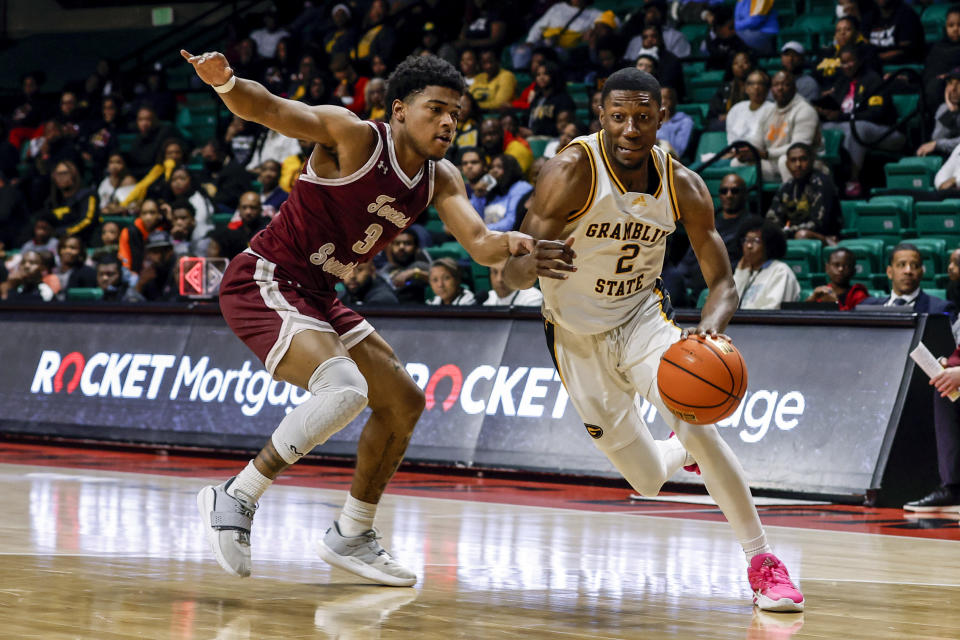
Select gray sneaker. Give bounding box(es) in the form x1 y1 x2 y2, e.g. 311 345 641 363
317 521 417 586
197 478 257 577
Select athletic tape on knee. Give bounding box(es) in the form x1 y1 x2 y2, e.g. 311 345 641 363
272 356 369 464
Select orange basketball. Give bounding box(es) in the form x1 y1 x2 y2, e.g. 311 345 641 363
657 335 748 425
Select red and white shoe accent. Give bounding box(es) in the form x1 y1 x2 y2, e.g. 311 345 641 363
668 432 700 475
748 553 805 612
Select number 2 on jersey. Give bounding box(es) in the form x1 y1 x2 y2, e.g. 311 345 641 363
616 244 640 274
352 223 383 254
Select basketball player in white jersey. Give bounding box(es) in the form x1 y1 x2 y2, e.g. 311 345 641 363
503 68 805 612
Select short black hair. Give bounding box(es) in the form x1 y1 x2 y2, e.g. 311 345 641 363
601 67 661 105
386 54 466 109
171 198 196 217
787 141 812 157
889 242 921 265
457 146 483 164
96 253 122 268
739 216 787 260
59 233 86 253
828 246 856 265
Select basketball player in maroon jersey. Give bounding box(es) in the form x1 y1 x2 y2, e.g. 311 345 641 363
181 50 575 584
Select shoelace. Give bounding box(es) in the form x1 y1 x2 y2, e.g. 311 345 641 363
360 529 392 559
754 562 791 588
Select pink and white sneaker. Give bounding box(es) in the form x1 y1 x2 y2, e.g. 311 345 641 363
668 432 700 475
748 553 805 612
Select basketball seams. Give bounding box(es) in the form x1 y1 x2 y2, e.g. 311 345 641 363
659 357 737 406
699 338 735 390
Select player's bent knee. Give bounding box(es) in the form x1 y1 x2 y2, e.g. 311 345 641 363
271 357 370 464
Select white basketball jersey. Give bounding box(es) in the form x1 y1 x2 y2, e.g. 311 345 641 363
540 134 678 334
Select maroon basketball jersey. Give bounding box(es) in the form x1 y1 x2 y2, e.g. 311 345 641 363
249 121 435 292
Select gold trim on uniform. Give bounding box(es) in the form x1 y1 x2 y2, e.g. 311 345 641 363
598 132 663 199
650 149 663 199
667 155 681 221
567 140 597 222
597 132 628 195
653 282 680 329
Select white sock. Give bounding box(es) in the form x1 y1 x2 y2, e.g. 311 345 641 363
338 494 378 537
741 531 772 561
227 460 272 503
655 436 691 476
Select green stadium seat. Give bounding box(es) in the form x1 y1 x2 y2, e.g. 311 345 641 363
677 103 708 129
885 156 943 190
66 288 104 301
784 239 823 279
836 238 885 275
701 164 757 197
922 273 950 289
922 4 952 41
860 195 915 227
687 70 725 102
915 200 960 237
840 199 865 237
679 23 709 46
470 262 491 294
692 131 728 164
528 137 551 158
116 133 137 153
892 94 920 131
910 237 948 273
820 128 844 168
926 288 948 300
212 212 233 227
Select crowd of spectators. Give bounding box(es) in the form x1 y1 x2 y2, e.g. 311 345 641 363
1 0 959 316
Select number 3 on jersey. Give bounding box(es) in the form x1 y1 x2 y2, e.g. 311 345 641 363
616 243 640 274
352 223 383 254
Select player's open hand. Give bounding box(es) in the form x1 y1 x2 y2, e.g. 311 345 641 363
180 49 233 87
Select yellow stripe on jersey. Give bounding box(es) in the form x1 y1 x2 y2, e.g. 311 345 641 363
653 282 680 329
651 148 663 199
597 132 628 194
667 155 681 221
567 140 597 222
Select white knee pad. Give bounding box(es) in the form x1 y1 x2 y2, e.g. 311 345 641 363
272 356 369 464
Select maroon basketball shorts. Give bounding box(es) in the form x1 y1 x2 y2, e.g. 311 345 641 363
219 249 375 376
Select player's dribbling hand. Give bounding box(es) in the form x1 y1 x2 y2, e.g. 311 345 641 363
680 327 732 343
180 50 233 86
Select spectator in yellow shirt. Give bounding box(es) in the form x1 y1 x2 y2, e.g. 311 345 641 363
469 49 517 111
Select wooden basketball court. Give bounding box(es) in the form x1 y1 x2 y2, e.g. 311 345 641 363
0 441 957 639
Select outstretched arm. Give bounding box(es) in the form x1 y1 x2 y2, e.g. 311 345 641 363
674 161 738 336
432 159 575 274
180 49 367 146
501 146 590 290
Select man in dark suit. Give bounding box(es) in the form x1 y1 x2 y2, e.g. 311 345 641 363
904 343 960 512
856 242 958 321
